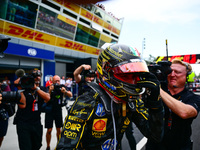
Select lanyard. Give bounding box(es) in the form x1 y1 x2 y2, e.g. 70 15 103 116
32 91 38 111
167 96 181 129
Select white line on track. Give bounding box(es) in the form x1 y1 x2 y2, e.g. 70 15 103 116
136 137 147 150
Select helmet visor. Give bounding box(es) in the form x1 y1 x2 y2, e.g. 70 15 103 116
114 74 141 84
113 59 149 74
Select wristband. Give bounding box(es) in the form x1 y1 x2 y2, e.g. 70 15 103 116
36 87 40 92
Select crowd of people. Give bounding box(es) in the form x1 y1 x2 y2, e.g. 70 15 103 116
0 69 73 150
0 43 200 150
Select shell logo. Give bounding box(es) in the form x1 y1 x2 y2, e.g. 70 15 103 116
28 48 37 56
92 119 107 131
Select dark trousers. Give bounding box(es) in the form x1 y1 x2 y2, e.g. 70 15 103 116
146 139 193 150
16 122 43 150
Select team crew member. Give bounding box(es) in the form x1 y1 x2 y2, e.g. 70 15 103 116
0 80 25 147
14 69 50 150
146 59 200 150
56 43 164 150
45 75 72 150
73 64 95 96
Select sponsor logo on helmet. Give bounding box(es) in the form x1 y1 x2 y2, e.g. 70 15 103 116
108 47 123 58
102 50 111 60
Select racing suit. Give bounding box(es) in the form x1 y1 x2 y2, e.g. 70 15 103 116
56 82 164 150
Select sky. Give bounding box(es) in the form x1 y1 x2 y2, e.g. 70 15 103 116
100 0 200 75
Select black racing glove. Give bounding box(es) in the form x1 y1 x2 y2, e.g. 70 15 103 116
137 72 160 100
137 73 162 110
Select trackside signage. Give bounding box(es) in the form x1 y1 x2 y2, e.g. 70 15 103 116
5 42 54 60
0 20 100 55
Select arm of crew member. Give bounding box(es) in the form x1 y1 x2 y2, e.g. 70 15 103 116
18 92 26 109
34 85 50 103
61 87 72 98
36 89 50 103
14 78 26 108
160 88 197 119
73 64 91 83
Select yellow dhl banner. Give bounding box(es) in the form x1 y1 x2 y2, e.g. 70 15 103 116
100 34 112 43
53 0 80 14
56 37 99 55
57 14 77 27
112 27 120 35
0 20 56 45
0 20 100 55
80 8 103 26
53 0 120 35
78 24 100 38
81 8 120 36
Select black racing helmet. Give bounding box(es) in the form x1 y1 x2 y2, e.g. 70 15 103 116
97 43 149 103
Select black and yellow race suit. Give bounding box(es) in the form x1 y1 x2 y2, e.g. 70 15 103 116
56 82 164 150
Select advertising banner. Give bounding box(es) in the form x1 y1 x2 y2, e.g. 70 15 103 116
5 43 54 60
156 54 200 64
0 20 100 55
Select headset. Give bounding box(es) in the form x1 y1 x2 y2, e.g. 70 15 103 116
182 61 192 81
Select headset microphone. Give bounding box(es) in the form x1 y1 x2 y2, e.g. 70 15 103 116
173 85 185 88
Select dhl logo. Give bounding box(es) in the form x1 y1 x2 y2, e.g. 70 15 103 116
85 12 102 25
81 8 103 26
7 25 48 42
53 0 80 13
61 41 85 51
0 20 100 55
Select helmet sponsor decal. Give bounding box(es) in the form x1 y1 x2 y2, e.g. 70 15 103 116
97 62 103 75
107 46 123 58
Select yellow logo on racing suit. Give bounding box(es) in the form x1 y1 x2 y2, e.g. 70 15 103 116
64 130 77 139
65 122 81 132
72 108 87 115
124 117 130 125
68 115 84 123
